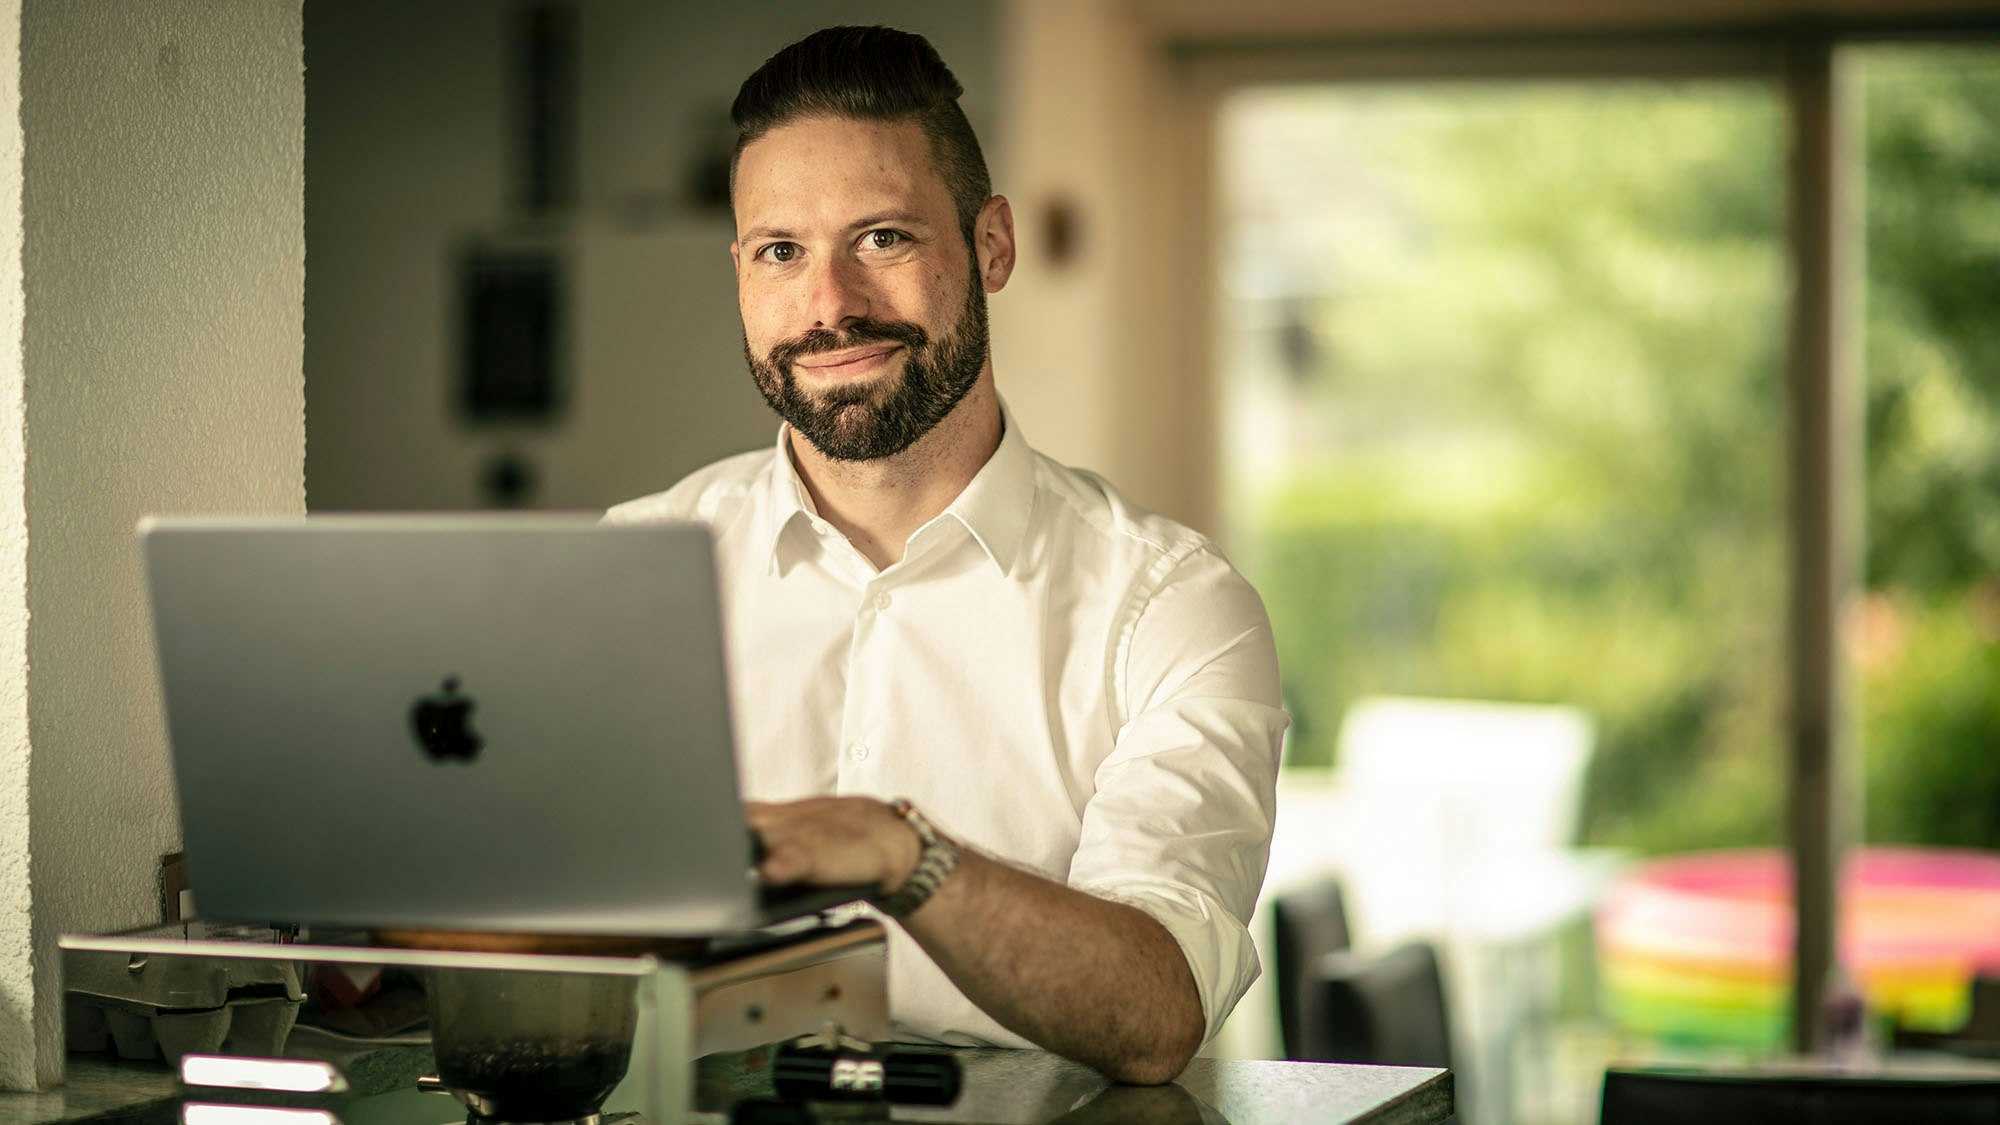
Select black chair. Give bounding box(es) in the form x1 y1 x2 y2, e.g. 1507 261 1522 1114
1302 942 1453 1071
1600 1067 2000 1125
1271 877 1353 1061
1894 975 2000 1059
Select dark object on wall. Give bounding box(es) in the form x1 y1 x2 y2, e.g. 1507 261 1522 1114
480 450 540 509
459 245 566 424
1309 943 1452 1070
1042 195 1082 268
513 0 577 215
1600 1067 2000 1125
1272 876 1352 1060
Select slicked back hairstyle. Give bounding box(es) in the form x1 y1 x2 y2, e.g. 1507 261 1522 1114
731 26 991 247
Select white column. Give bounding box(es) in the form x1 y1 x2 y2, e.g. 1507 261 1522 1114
0 0 304 1090
995 0 1215 532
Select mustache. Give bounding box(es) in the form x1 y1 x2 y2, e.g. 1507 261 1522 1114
767 318 930 370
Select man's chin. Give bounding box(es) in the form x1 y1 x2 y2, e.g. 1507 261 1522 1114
794 420 901 463
791 368 902 412
791 355 904 390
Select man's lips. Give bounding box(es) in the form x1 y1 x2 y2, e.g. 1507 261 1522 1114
794 345 903 374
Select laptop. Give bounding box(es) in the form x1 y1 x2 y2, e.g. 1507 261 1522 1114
140 514 862 936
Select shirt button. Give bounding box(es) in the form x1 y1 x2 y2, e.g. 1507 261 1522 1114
872 592 892 612
847 743 870 763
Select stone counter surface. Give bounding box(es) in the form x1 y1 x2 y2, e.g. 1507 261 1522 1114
707 1047 1452 1124
0 1057 180 1125
5 1049 1451 1125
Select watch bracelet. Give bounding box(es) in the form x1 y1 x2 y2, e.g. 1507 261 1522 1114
874 799 961 918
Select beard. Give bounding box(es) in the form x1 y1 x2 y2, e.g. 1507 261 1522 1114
744 266 989 463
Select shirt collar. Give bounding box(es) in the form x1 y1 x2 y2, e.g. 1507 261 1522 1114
758 423 817 576
754 399 1036 577
943 399 1034 576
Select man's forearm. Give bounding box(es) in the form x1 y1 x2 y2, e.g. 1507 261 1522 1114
746 797 1208 1082
900 850 1205 1084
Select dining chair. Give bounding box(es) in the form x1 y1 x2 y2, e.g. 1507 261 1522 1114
1272 876 1353 1061
1600 1066 2000 1124
1303 942 1453 1070
1893 974 2000 1059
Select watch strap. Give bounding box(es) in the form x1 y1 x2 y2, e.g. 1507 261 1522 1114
873 798 961 919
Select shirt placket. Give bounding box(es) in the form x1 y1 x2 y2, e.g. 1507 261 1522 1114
834 570 898 793
826 519 963 794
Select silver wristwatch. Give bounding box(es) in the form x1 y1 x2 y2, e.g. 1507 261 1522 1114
873 798 961 918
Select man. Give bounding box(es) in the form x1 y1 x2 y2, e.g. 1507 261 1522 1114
606 26 1286 1085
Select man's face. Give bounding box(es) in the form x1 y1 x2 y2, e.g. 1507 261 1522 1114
732 115 988 462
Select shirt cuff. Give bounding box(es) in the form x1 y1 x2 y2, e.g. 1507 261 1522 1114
1075 874 1262 1046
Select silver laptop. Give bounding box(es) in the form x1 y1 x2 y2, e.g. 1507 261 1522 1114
141 514 859 936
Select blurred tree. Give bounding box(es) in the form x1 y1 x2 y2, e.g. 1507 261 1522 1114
1226 50 2000 856
1854 49 2000 849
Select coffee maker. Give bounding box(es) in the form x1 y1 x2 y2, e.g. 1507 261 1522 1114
62 916 890 1125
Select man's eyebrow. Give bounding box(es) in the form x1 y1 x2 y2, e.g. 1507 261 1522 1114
850 212 931 231
738 213 934 244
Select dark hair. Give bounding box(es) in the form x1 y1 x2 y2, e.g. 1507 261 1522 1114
731 26 991 246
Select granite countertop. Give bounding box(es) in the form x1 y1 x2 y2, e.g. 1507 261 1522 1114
697 1048 1453 1124
0 1040 436 1125
0 1057 182 1125
6 1048 1449 1125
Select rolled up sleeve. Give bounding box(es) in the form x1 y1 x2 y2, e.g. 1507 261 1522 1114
1066 546 1288 1045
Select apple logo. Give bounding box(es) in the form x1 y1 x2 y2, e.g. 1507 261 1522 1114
411 676 482 763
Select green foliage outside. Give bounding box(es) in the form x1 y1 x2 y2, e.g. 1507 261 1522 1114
1855 51 2000 851
1224 50 2000 856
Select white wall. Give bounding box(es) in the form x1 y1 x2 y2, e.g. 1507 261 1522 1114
304 1 1000 512
993 0 1216 531
0 0 306 1089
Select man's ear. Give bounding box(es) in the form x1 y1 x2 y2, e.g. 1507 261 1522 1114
976 195 1016 293
729 240 741 273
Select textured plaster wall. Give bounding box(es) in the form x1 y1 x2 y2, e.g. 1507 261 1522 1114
3 0 305 1090
0 0 28 1093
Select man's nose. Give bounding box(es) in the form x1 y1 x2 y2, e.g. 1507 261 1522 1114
805 256 870 329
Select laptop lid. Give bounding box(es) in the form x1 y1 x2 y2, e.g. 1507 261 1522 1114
142 514 826 936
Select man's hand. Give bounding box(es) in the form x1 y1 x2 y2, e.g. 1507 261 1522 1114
746 797 921 892
741 796 1203 1084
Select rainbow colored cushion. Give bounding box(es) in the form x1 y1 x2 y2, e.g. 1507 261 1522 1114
1596 847 2000 1048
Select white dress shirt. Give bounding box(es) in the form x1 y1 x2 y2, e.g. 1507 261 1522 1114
604 408 1287 1048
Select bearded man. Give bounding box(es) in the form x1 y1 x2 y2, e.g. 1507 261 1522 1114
605 26 1286 1085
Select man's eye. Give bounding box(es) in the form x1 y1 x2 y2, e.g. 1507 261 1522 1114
862 230 906 251
760 243 799 263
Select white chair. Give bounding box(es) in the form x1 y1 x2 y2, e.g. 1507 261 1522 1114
1332 695 1597 1125
1333 694 1594 947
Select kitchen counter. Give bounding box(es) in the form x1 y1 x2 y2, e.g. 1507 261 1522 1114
12 1048 1448 1125
698 1047 1452 1123
0 1057 182 1125
0 1041 438 1125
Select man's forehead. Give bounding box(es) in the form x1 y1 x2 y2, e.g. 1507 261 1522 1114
733 115 950 230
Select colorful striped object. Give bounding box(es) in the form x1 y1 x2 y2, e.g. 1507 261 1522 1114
1596 847 2000 1048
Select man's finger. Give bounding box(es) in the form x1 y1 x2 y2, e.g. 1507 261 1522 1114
758 843 812 886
